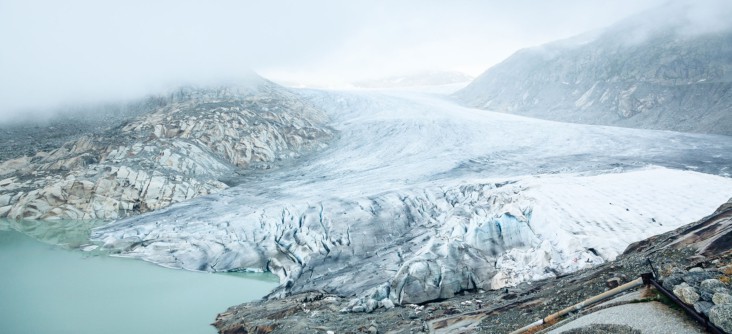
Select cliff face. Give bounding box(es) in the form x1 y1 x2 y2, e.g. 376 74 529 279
454 10 732 135
0 80 333 221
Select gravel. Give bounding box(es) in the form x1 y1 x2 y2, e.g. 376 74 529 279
546 302 705 334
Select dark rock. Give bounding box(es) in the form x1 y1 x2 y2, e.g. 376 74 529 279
606 277 621 289
701 279 727 291
683 271 720 286
700 279 728 301
503 293 517 300
695 301 714 316
662 273 685 291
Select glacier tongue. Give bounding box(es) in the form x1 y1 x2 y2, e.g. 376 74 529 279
92 90 732 309
92 168 732 308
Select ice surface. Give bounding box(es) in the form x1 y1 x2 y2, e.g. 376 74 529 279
93 89 732 307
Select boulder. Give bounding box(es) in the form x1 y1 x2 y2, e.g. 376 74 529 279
662 272 685 291
695 301 714 316
700 279 729 301
714 293 732 306
673 283 700 305
683 271 720 286
710 304 732 333
606 277 622 289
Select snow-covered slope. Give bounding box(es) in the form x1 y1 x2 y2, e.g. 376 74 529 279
93 89 732 309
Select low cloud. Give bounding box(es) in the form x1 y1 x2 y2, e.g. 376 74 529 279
6 0 722 121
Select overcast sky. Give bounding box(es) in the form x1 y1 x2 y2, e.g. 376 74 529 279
0 0 695 118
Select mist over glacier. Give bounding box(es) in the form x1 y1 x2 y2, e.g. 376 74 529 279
2 0 732 329
0 0 675 120
93 88 732 307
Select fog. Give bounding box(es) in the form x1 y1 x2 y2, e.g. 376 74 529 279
1 0 728 121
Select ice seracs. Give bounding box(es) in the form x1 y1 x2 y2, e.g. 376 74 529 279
92 89 732 310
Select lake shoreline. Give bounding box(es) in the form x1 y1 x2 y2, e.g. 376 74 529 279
0 227 278 334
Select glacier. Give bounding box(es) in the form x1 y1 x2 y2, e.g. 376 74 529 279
92 88 732 309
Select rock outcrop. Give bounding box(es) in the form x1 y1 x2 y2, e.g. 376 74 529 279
0 80 333 220
454 3 732 135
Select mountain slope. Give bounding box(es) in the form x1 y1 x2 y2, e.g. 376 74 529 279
91 89 732 312
0 78 333 220
454 4 732 135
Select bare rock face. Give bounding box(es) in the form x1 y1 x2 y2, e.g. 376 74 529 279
454 4 732 135
0 81 332 220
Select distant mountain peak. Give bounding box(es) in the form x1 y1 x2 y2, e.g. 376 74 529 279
454 1 732 135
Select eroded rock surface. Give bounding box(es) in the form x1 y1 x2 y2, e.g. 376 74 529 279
0 81 332 220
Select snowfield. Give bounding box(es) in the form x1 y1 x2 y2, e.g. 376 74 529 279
93 88 732 309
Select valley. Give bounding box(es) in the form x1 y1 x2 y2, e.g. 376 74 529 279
91 88 732 316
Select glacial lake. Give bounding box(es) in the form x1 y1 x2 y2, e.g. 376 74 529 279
0 220 278 334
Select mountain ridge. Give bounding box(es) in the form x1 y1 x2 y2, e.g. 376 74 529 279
454 6 732 135
0 77 333 220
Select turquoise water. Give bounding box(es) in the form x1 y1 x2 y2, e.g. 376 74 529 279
0 222 278 334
